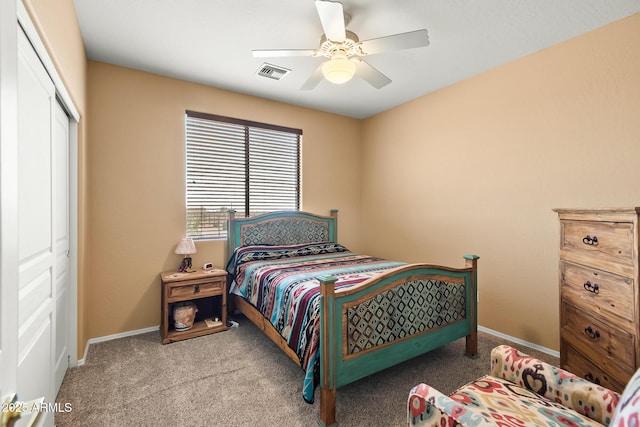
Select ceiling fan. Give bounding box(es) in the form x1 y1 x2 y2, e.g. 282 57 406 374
252 0 430 89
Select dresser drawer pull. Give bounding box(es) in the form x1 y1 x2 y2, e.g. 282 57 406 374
583 281 600 294
194 285 200 294
584 373 601 385
582 235 598 245
584 326 600 340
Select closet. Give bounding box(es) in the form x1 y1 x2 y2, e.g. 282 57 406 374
0 10 76 424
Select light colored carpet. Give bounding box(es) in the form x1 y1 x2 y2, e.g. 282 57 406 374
55 317 558 426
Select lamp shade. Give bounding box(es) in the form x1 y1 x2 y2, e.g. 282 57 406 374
322 55 356 84
175 238 197 255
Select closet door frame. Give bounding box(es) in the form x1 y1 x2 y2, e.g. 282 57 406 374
0 0 19 405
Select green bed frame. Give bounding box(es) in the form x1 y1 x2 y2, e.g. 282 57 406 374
227 210 479 426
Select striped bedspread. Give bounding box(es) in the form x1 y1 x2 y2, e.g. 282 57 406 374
227 242 405 402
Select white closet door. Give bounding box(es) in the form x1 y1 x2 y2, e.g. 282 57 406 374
52 99 70 394
17 25 59 426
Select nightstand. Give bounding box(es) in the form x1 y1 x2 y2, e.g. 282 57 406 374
160 268 228 344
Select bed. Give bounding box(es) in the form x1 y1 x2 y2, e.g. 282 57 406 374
225 209 479 426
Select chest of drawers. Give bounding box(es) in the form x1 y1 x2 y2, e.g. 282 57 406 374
554 208 640 392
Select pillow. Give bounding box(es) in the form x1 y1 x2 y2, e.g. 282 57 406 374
609 367 640 427
226 242 349 275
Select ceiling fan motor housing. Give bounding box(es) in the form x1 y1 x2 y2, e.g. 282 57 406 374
319 30 361 58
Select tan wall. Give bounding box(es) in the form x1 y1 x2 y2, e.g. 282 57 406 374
21 0 88 358
24 0 640 354
86 62 362 338
360 13 640 351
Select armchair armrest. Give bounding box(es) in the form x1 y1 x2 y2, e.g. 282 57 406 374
408 383 494 427
490 345 620 425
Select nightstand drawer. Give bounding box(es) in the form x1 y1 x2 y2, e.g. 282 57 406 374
561 261 634 324
169 280 223 299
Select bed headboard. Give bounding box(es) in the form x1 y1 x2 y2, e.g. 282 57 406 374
226 209 339 261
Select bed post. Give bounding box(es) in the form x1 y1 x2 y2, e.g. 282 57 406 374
464 254 480 358
318 274 338 427
226 209 237 262
330 209 338 243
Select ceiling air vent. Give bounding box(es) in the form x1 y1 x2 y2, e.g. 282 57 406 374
257 63 291 80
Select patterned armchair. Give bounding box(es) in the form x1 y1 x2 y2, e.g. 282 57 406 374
408 345 640 427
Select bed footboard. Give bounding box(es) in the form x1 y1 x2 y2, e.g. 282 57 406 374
318 255 479 427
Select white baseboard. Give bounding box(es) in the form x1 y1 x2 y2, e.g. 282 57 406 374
77 325 159 366
479 325 560 358
76 324 557 366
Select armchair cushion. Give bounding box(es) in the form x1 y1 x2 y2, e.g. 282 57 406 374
610 366 640 426
408 383 494 427
408 345 622 427
490 345 619 425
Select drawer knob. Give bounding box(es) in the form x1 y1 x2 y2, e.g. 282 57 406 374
584 326 601 340
583 281 600 294
582 235 598 245
194 285 200 294
584 372 601 385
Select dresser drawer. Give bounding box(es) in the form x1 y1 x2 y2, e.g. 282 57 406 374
169 279 224 299
561 261 635 324
562 343 627 393
560 220 635 274
561 302 635 371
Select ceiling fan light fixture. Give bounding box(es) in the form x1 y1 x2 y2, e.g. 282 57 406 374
322 54 356 84
254 1 430 90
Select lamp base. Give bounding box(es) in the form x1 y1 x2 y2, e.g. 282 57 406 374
177 256 195 273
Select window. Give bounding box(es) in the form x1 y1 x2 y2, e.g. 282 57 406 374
185 110 301 239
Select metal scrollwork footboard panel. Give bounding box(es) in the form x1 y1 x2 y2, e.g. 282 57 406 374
344 278 467 358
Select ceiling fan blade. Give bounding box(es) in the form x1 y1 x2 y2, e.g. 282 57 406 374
315 0 346 42
358 29 429 55
301 64 325 90
252 49 317 58
353 59 391 89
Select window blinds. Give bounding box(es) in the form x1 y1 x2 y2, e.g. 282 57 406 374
185 111 301 239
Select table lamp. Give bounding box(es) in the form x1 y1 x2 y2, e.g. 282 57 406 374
175 238 197 273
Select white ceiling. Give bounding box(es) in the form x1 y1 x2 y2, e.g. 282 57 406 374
74 0 640 119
